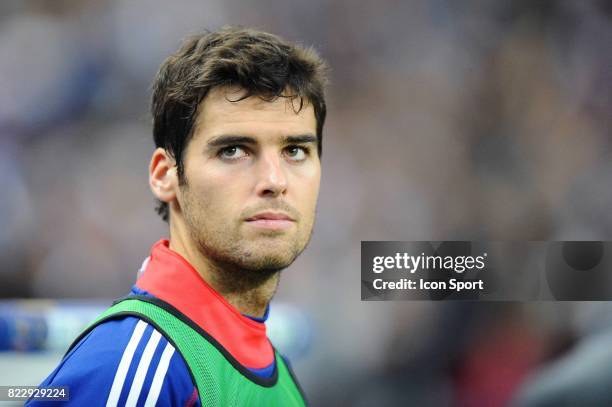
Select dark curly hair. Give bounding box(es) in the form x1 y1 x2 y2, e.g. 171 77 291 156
151 26 329 222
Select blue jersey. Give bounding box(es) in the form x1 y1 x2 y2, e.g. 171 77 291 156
28 314 200 406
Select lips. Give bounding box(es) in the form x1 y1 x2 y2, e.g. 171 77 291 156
246 212 294 221
245 212 295 230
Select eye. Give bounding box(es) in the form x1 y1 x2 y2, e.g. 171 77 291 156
284 146 309 161
218 145 248 161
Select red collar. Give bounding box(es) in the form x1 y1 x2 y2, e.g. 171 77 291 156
135 239 274 369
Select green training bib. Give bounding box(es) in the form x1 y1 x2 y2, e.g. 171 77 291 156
69 297 307 407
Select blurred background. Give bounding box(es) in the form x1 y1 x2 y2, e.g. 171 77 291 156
1 0 612 405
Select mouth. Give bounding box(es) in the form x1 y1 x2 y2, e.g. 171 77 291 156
245 212 295 231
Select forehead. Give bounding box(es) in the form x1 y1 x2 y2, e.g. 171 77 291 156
193 86 316 140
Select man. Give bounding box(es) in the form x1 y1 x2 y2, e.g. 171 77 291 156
28 26 327 406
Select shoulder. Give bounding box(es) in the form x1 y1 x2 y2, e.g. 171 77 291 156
28 316 200 406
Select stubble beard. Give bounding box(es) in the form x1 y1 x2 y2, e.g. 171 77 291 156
180 185 315 293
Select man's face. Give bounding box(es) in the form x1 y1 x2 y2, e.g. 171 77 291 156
177 87 320 272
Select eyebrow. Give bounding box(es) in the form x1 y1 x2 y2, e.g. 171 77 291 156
206 134 317 149
207 135 256 148
283 134 317 144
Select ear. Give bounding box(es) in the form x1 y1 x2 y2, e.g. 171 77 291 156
149 148 178 204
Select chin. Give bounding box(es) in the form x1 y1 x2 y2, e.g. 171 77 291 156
238 246 300 271
237 257 292 273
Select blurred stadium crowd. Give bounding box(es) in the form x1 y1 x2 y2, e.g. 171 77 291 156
1 0 612 405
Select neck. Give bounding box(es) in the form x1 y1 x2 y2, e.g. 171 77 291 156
203 260 280 318
168 223 279 318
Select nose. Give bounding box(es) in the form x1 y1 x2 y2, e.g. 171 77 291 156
255 150 288 197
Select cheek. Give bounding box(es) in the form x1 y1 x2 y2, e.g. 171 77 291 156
187 172 247 214
293 171 320 213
